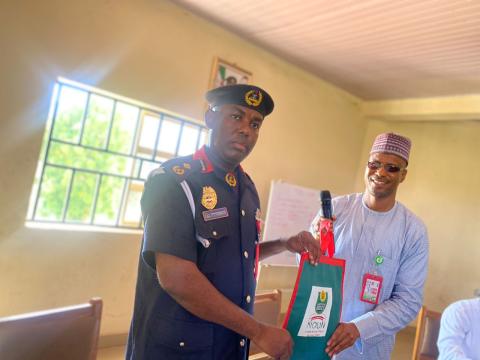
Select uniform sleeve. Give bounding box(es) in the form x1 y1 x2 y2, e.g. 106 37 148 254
351 220 429 348
437 301 474 360
141 173 196 270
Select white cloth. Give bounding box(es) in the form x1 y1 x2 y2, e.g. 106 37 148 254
438 298 480 360
311 193 429 360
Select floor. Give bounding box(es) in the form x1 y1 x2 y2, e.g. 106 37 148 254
98 326 415 359
98 346 125 360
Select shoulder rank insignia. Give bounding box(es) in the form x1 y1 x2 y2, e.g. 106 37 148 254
172 165 185 175
225 172 237 187
201 186 217 210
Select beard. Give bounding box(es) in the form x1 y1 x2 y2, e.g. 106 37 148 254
366 176 396 199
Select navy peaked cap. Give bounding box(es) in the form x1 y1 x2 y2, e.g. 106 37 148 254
206 84 274 117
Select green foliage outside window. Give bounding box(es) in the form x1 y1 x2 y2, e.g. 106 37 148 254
29 80 207 229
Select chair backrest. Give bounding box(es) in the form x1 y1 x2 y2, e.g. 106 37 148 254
249 290 282 356
253 289 282 326
0 298 102 360
412 305 442 360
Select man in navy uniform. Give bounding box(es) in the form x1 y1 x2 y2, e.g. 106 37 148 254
126 84 320 359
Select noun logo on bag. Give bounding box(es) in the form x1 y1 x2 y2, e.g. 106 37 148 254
298 286 333 337
315 290 328 314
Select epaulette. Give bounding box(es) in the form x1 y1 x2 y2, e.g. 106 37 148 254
147 155 204 183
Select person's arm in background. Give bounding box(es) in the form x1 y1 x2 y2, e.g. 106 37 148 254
326 223 429 356
259 231 320 264
437 301 473 360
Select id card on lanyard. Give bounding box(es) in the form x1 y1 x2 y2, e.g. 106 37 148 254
360 273 383 304
360 252 385 305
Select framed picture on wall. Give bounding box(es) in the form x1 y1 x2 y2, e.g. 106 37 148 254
209 57 252 89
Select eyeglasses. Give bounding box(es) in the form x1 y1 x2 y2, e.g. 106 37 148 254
367 161 404 173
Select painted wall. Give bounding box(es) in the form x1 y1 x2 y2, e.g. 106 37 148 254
354 119 480 312
0 0 365 336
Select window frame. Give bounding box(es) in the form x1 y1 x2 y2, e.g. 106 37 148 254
26 77 208 231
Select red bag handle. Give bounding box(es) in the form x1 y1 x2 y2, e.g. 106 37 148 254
319 218 335 258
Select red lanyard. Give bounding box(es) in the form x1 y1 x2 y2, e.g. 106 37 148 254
319 219 335 258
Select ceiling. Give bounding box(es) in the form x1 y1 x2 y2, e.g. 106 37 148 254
173 0 480 100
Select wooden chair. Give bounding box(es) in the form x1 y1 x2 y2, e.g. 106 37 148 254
412 305 442 360
0 298 102 360
249 290 282 358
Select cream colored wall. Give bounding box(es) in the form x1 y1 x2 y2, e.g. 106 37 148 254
354 119 480 312
363 94 480 121
0 0 365 336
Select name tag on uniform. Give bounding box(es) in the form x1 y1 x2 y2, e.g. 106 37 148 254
360 273 383 305
202 207 229 222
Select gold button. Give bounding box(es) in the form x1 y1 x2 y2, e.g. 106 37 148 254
212 230 217 236
179 342 185 347
241 209 245 216
246 295 251 303
240 339 245 347
244 251 248 258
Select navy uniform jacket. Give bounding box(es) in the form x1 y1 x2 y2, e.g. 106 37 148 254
126 146 261 360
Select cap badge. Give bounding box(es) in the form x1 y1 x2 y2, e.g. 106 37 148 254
245 89 263 107
201 186 217 210
225 172 237 187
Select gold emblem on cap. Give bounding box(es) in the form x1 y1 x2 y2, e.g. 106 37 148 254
172 165 184 175
225 172 237 187
245 89 263 107
201 186 217 210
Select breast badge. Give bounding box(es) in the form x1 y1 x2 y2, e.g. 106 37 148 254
225 172 237 187
201 186 217 210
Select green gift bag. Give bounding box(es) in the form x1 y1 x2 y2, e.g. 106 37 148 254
283 252 345 359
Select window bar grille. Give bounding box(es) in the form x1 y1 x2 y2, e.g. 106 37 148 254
116 177 129 227
129 162 144 228
44 163 143 183
31 84 63 221
105 100 117 150
30 218 138 229
129 108 142 157
195 126 202 150
51 138 139 160
78 91 92 145
61 168 76 222
137 159 143 179
174 122 185 157
89 174 103 225
152 114 164 162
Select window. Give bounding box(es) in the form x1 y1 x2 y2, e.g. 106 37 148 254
27 78 208 230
